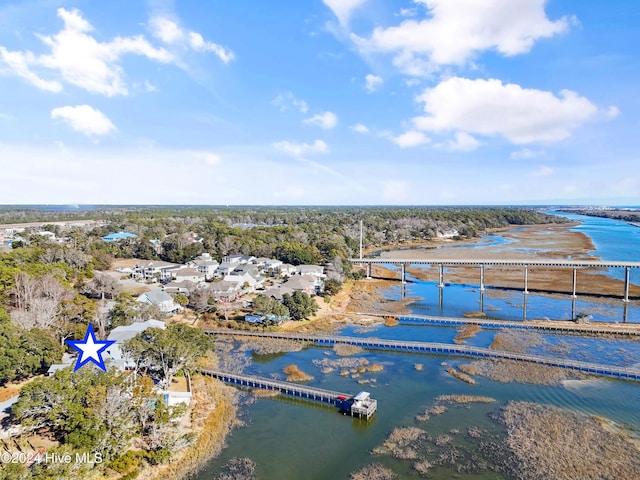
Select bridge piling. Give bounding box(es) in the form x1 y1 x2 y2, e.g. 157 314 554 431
572 268 577 298
624 267 630 303
480 264 485 291
401 263 406 284
524 265 529 295
438 264 444 288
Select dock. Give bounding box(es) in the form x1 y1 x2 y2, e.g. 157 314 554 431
200 369 377 419
353 312 640 337
205 329 640 382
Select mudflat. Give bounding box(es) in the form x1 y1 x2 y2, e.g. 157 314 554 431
375 223 640 298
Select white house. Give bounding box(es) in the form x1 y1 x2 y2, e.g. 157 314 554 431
137 289 183 314
296 265 326 278
133 262 182 282
279 263 297 276
172 267 206 284
223 270 265 291
217 262 239 276
264 259 283 273
188 253 219 280
104 320 166 370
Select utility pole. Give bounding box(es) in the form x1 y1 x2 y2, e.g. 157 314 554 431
359 220 363 260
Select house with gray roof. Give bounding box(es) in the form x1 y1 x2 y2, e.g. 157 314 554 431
210 280 242 302
137 289 182 314
103 320 166 370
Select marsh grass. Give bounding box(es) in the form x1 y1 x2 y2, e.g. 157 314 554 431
283 364 313 382
447 367 476 384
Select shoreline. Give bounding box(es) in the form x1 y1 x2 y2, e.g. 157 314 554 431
185 221 637 477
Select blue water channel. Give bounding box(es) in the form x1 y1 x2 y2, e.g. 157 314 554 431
196 212 640 479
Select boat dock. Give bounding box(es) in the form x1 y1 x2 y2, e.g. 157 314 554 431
205 329 640 382
200 369 377 419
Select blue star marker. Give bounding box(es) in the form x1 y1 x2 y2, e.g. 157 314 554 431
66 323 116 372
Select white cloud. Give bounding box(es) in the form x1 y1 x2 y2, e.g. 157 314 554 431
352 0 572 76
351 123 369 134
51 105 115 137
149 17 234 64
323 0 368 26
511 148 544 159
382 180 411 202
304 111 338 130
273 139 329 157
0 8 174 96
532 165 554 177
365 73 383 92
272 92 309 113
391 130 430 148
0 47 63 92
445 132 480 151
413 77 599 144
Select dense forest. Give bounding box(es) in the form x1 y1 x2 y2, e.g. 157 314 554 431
557 208 640 223
2 206 568 266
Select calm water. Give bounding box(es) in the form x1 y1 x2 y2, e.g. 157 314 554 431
195 214 640 479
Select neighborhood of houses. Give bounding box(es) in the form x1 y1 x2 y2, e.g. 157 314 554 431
119 252 326 316
45 251 328 408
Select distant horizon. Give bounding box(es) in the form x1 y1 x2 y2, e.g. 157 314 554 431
0 204 638 210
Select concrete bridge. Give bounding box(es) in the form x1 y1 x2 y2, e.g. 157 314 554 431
206 330 640 382
349 258 640 302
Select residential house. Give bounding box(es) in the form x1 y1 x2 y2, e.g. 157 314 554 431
224 269 265 292
103 319 166 370
279 263 297 276
210 280 242 302
163 281 196 295
132 261 182 282
172 267 206 284
282 276 316 295
262 285 295 302
296 265 325 278
263 259 283 275
221 254 255 264
216 262 238 277
137 289 183 314
188 253 219 280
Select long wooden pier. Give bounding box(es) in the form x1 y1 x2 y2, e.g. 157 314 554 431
200 369 349 406
352 312 640 337
200 369 377 418
205 330 640 382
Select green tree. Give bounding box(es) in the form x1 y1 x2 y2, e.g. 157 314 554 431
123 323 212 387
252 294 289 318
323 278 342 296
282 291 318 320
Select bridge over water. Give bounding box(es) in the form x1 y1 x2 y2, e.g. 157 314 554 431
348 258 640 302
351 312 640 337
206 329 640 382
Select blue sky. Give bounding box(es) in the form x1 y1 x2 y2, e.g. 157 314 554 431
0 0 638 205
